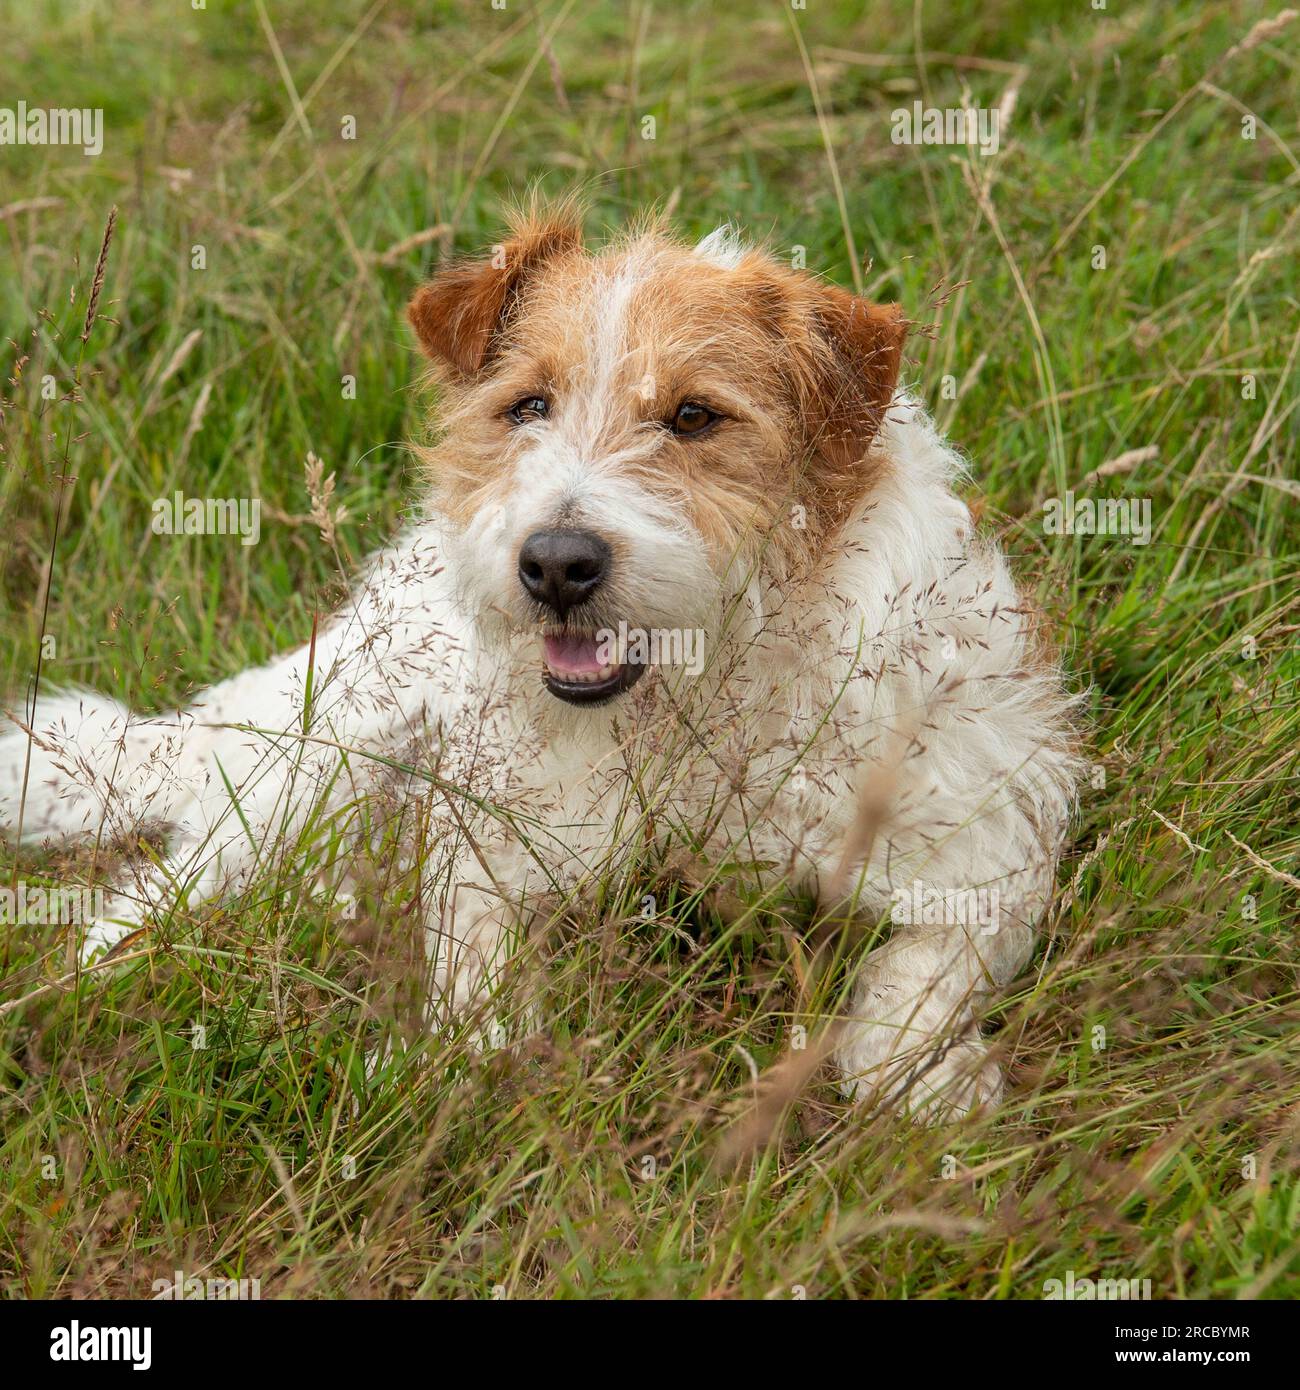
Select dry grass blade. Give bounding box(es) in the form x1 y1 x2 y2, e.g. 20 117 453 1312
80 205 117 343
0 196 63 222
1076 445 1158 489
715 1025 842 1168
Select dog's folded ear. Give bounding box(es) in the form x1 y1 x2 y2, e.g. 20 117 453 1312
812 286 907 441
793 282 909 534
407 209 584 376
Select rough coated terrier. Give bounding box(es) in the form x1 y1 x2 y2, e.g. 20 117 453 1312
1 201 1078 1119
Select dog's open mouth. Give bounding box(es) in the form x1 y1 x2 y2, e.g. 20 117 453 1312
541 630 647 705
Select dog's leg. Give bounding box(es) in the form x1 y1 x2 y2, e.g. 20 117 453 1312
422 840 535 1048
830 759 1070 1120
834 903 1036 1121
56 532 465 962
77 823 275 960
356 851 530 1104
427 881 519 1044
359 881 518 1094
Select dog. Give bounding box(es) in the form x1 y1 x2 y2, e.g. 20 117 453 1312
1 201 1077 1119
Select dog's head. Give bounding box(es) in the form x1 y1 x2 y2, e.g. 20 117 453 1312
409 200 906 708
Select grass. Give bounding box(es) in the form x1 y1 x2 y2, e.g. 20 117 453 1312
2 0 1299 1299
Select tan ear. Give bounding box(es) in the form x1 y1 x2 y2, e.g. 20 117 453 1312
812 285 907 451
797 285 908 533
406 212 584 375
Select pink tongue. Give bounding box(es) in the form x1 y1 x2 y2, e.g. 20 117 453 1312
544 633 605 676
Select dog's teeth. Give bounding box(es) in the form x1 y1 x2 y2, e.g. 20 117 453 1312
545 662 619 684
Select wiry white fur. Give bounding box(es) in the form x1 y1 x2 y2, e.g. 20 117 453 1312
2 375 1076 1118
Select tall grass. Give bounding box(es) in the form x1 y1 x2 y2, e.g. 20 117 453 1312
1 0 1298 1298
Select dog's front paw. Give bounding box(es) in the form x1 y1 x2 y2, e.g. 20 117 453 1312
835 1019 1002 1122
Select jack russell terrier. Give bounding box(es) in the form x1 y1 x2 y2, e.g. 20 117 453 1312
1 201 1077 1119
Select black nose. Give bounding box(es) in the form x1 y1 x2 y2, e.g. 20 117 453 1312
517 528 611 617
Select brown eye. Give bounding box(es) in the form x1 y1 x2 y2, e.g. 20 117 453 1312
669 401 719 436
507 396 549 425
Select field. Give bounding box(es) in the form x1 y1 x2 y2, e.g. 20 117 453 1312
2 0 1299 1299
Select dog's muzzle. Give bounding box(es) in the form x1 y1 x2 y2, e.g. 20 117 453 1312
518 528 647 705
